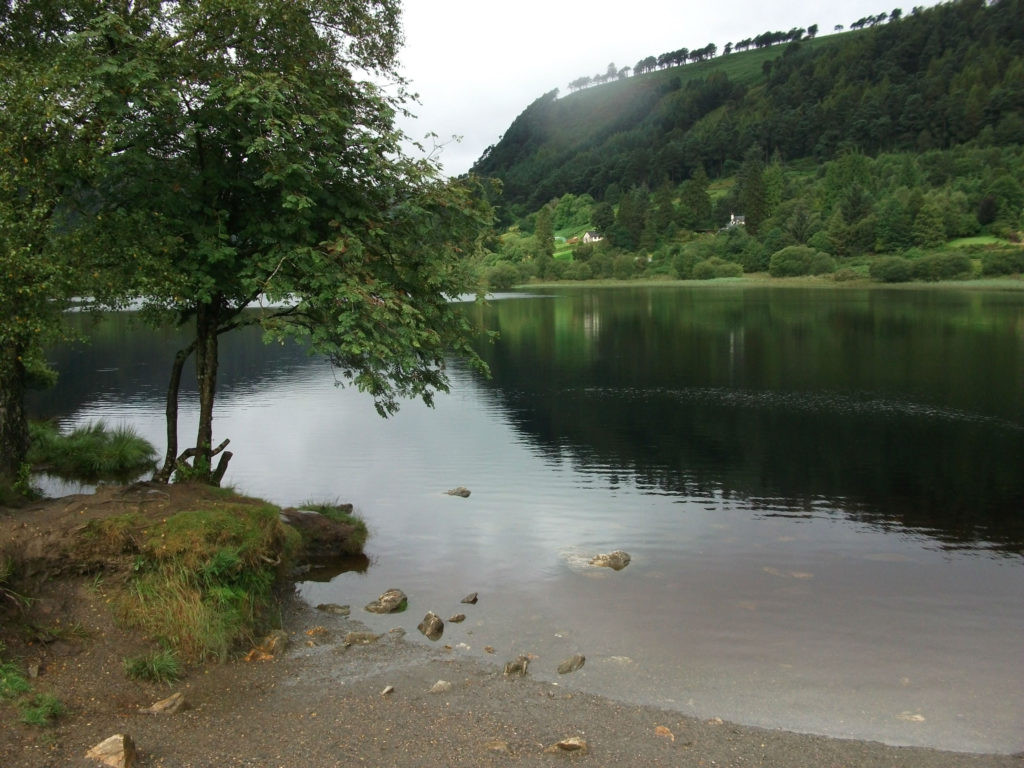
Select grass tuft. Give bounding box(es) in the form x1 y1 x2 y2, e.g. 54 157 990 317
17 693 65 726
0 660 31 700
123 649 183 684
1 557 32 610
28 420 157 482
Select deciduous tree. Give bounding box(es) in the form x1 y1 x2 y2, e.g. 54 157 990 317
10 1 494 485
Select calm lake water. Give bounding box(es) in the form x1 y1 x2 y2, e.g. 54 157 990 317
30 285 1024 754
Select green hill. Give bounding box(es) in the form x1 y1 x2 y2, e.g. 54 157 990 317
471 0 1024 220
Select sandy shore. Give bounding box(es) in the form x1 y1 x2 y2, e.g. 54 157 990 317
7 593 1020 768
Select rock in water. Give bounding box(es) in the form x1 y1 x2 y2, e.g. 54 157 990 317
417 611 444 641
448 613 466 623
589 550 631 570
85 734 137 768
460 592 479 604
557 654 586 674
504 655 530 676
445 486 471 497
429 679 453 693
364 588 408 614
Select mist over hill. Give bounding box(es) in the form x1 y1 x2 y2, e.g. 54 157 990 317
471 0 1024 220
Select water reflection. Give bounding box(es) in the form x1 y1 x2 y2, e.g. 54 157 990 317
27 286 1024 753
465 286 1024 555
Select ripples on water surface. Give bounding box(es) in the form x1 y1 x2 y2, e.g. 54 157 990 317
30 286 1024 754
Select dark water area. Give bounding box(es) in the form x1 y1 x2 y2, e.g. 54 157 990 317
29 285 1024 753
466 286 1024 555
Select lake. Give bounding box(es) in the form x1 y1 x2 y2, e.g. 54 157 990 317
30 284 1024 754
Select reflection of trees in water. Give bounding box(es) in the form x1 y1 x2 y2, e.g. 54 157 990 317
466 288 1024 555
29 312 313 420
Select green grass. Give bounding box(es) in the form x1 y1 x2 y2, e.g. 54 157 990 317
28 420 157 482
1 655 64 727
0 660 31 700
17 693 64 726
948 235 1009 248
123 649 183 684
107 495 302 661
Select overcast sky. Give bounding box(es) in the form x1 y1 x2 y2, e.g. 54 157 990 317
395 0 938 176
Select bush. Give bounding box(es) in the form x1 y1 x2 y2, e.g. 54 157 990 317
910 252 973 281
981 251 1024 276
693 257 743 280
869 256 913 282
589 252 614 279
611 254 639 279
562 261 593 280
769 246 836 277
484 262 521 290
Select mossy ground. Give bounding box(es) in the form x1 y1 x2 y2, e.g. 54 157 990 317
0 481 362 748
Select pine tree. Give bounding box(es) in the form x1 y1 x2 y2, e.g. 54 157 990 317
738 146 767 235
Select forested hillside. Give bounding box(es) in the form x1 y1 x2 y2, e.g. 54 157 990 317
472 0 1024 218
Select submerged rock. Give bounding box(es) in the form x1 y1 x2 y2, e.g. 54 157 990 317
364 588 408 614
445 486 471 498
417 611 444 641
557 654 586 674
589 550 631 570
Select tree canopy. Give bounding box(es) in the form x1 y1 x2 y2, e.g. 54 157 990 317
1 0 494 487
474 0 1024 218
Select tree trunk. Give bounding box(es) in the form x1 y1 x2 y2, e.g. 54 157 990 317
193 300 221 483
152 341 196 483
0 344 29 489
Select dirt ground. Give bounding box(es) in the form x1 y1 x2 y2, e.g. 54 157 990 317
2 485 1021 768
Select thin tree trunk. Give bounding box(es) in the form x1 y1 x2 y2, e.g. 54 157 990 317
152 340 196 483
194 300 221 483
0 343 28 488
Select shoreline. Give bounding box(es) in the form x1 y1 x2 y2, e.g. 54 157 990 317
517 273 1024 290
1 491 1021 766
